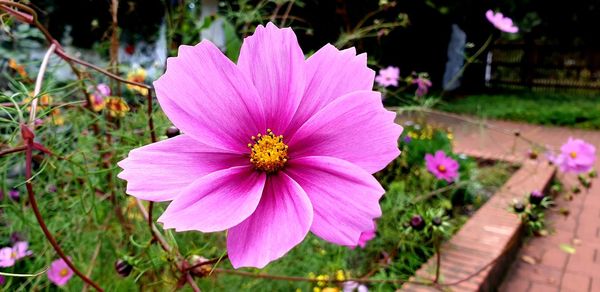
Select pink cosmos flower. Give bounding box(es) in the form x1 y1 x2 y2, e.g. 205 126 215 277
47 258 73 286
375 66 400 87
485 10 518 33
343 281 369 292
118 23 402 269
549 138 596 174
0 241 32 267
413 77 432 97
425 151 459 182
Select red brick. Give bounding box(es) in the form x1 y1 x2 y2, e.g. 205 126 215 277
540 248 569 269
561 272 590 291
499 278 530 292
529 282 559 292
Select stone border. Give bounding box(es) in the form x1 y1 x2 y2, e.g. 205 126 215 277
402 160 556 291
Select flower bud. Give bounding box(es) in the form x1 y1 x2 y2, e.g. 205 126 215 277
410 215 425 231
432 217 442 226
529 190 544 205
165 126 180 138
528 213 538 222
115 259 133 277
513 202 525 213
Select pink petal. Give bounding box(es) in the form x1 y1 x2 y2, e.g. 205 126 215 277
154 40 266 153
285 44 375 135
288 91 402 173
118 135 247 202
285 156 384 246
237 22 305 134
227 172 313 268
0 247 14 267
158 166 266 232
13 241 30 258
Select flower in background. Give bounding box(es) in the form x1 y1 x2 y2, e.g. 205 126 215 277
343 281 368 292
126 68 149 96
47 258 73 287
0 241 32 267
50 109 64 126
88 83 110 112
118 23 401 269
0 275 5 286
375 66 400 87
8 59 28 79
8 189 19 201
105 97 130 117
485 10 519 33
412 75 432 97
548 138 596 174
24 93 52 112
402 135 412 144
425 150 459 182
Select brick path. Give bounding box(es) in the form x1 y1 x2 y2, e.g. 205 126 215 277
406 111 600 292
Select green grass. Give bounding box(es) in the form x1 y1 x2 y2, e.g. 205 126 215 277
437 91 600 129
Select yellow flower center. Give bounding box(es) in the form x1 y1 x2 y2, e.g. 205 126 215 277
248 129 288 173
570 151 577 158
59 268 69 277
10 251 17 259
437 165 446 172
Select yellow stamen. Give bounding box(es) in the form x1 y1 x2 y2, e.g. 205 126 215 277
59 268 69 277
570 151 577 158
10 251 17 259
249 129 288 173
437 165 446 172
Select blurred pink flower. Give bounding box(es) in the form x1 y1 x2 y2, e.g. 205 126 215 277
357 225 376 248
343 281 369 292
47 258 73 287
549 138 596 174
485 10 518 33
413 77 432 97
89 83 110 112
425 151 459 182
0 241 32 267
375 66 400 87
118 23 402 268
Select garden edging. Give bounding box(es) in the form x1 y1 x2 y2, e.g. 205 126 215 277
402 159 556 291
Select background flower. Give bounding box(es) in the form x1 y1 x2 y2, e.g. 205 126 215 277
550 137 596 173
486 10 519 33
47 258 73 287
425 150 459 182
375 66 400 87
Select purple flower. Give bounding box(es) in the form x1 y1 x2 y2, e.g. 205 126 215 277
47 258 73 286
403 136 412 144
8 189 19 201
549 138 596 174
118 23 402 268
425 151 459 182
0 241 32 267
485 10 518 33
0 275 5 286
375 66 400 87
412 77 432 97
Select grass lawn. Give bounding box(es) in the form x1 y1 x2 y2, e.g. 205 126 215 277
437 90 600 129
